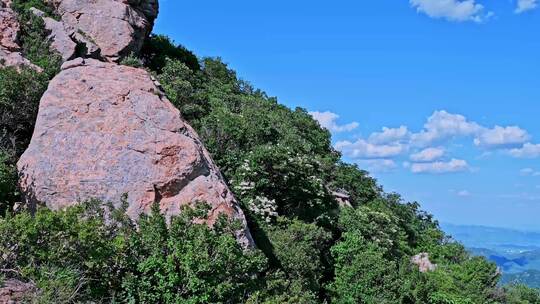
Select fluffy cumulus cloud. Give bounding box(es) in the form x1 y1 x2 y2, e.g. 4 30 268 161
515 0 538 13
410 0 493 23
473 126 530 149
510 143 540 158
410 147 445 162
409 111 529 150
409 158 470 174
309 111 359 133
368 126 410 144
411 111 481 147
361 159 398 173
335 139 407 159
320 108 538 174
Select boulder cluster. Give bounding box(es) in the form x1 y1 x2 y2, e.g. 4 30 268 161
1 0 254 248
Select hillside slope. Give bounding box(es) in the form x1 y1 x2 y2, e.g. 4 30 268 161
0 0 539 303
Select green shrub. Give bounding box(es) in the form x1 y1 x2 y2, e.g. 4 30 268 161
141 34 200 72
0 153 18 214
120 53 144 68
0 201 266 303
0 67 49 158
11 0 62 76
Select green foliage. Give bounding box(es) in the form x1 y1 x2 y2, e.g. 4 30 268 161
260 218 331 301
233 145 334 223
122 203 266 303
0 201 266 303
120 53 144 68
158 58 203 120
11 0 57 17
0 66 51 213
504 284 540 303
11 0 62 76
141 34 201 72
0 153 17 214
0 67 49 158
401 246 501 304
338 205 406 257
328 162 381 206
329 233 402 303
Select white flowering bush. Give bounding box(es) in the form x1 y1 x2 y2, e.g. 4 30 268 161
232 145 335 223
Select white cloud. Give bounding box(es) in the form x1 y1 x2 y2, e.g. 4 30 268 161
474 126 530 149
410 0 493 23
309 111 359 133
335 139 407 159
510 143 540 158
410 147 445 162
410 111 481 147
325 109 534 175
410 158 469 174
457 190 471 197
515 0 538 13
361 159 398 173
520 168 540 176
368 126 410 144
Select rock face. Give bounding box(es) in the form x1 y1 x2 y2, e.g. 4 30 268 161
0 0 40 70
17 58 254 247
411 252 437 273
44 0 158 62
0 279 36 303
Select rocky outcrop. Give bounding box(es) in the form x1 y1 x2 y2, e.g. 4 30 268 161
17 58 254 247
0 279 36 303
43 0 158 62
30 7 77 61
0 0 40 70
332 189 352 207
411 252 437 273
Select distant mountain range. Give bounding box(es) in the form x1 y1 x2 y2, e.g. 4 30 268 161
441 223 540 288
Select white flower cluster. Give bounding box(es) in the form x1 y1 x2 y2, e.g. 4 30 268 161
248 196 278 223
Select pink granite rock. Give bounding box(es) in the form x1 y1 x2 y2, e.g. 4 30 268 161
0 0 18 51
29 7 77 61
0 0 42 71
45 0 158 61
0 279 36 303
17 58 254 247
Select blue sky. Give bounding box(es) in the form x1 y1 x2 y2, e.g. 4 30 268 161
154 0 540 230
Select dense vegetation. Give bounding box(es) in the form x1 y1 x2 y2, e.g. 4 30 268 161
0 2 539 302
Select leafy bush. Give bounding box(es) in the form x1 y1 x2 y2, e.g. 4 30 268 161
0 67 49 157
0 201 266 303
11 0 62 77
141 34 200 72
0 153 17 214
329 233 402 303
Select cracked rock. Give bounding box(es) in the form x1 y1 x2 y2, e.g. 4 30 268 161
0 0 42 70
45 0 158 61
17 58 254 248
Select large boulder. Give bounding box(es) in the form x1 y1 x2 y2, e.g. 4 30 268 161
45 0 158 61
17 58 254 247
